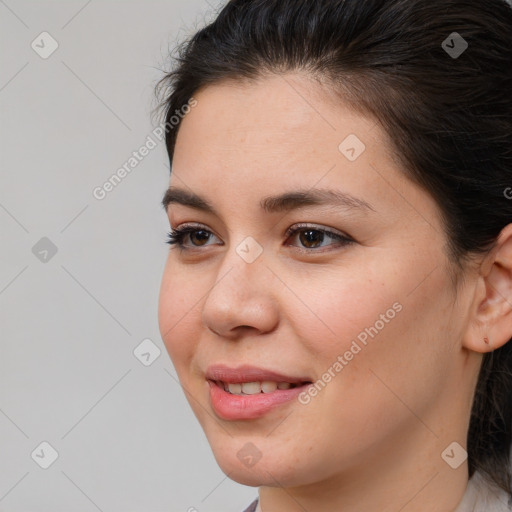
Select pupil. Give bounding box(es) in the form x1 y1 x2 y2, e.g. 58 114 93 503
300 229 323 248
191 230 210 245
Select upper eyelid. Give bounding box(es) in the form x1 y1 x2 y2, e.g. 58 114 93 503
172 221 344 233
172 222 350 241
285 222 349 237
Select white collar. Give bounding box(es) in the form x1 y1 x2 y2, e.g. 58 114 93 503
453 470 511 512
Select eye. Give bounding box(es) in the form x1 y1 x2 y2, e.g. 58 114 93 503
284 223 354 252
166 222 354 253
166 224 220 249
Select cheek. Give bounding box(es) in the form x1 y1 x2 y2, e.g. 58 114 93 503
158 260 204 368
287 259 451 412
283 265 398 356
274 277 449 471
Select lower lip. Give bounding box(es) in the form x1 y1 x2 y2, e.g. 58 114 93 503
207 380 311 420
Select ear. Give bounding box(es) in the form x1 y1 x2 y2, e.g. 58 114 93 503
462 223 512 354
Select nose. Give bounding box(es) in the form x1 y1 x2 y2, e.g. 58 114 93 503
201 248 280 340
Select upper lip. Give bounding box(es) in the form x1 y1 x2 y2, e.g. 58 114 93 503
205 364 312 384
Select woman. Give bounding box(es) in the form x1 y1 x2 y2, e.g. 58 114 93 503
154 0 512 510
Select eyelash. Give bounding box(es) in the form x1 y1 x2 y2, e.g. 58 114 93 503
165 223 354 253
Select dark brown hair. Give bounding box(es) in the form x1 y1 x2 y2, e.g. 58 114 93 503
154 0 512 498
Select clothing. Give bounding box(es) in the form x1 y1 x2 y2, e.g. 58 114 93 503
453 470 511 512
241 471 512 512
241 499 258 512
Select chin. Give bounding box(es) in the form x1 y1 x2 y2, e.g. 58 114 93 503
219 465 267 487
208 439 306 488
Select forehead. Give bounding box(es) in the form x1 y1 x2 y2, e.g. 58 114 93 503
172 74 381 186
174 73 377 156
169 73 442 234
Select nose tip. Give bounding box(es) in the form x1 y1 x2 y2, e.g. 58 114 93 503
201 258 279 340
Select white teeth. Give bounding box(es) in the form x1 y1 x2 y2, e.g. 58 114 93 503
241 382 261 395
227 383 242 394
220 380 298 394
261 381 278 393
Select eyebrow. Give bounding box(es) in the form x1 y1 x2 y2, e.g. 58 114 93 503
161 186 376 216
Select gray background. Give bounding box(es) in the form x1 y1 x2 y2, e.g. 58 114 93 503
4 1 512 512
0 1 257 511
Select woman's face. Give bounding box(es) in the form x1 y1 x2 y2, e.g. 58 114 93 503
158 73 478 489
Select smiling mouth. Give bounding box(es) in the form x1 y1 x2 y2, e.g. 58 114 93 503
211 379 312 395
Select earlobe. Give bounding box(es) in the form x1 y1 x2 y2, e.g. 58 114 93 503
463 223 512 354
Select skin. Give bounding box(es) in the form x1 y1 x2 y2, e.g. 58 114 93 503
157 72 512 512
